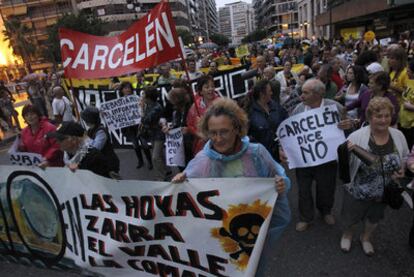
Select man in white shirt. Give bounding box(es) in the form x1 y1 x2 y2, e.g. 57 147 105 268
52 86 74 123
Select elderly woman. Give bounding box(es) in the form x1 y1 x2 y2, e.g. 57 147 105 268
340 97 409 255
245 79 288 161
186 75 219 155
276 61 300 105
18 104 63 168
172 98 291 276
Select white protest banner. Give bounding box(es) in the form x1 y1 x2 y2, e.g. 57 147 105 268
277 104 346 169
100 95 141 131
0 166 277 277
7 137 44 166
165 128 185 167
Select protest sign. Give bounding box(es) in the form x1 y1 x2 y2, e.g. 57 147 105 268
59 0 181 79
277 105 346 169
165 128 185 167
7 137 44 166
65 66 250 147
0 166 277 276
100 95 141 130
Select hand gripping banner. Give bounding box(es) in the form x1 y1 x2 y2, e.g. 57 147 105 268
59 0 181 79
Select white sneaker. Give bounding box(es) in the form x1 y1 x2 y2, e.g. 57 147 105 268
295 221 309 232
340 234 352 252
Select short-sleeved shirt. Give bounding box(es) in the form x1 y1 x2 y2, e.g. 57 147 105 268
52 96 73 121
390 67 408 104
399 80 414 128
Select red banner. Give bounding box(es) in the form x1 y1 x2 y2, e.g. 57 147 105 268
59 0 181 79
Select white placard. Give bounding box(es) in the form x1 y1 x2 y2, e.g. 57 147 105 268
165 128 185 167
7 137 44 166
100 95 141 130
277 105 346 169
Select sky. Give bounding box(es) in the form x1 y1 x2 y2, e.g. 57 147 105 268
216 0 252 8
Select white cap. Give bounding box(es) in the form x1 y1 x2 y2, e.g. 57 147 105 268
366 62 384 74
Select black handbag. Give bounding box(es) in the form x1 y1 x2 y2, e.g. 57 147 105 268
382 181 404 210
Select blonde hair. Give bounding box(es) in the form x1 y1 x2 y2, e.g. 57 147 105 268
366 97 394 121
198 98 248 139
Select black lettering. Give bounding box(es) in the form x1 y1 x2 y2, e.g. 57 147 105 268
88 236 98 253
85 215 99 233
115 220 130 242
101 218 116 240
155 195 174 217
285 124 295 136
103 195 118 213
292 121 301 135
300 144 316 163
315 141 328 159
147 244 172 261
122 196 140 218
120 245 146 256
141 196 155 220
207 254 229 277
299 118 308 132
176 192 205 218
157 262 180 277
129 224 154 242
154 223 184 242
197 190 224 220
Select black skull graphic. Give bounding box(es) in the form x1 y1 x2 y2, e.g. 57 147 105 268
219 213 265 259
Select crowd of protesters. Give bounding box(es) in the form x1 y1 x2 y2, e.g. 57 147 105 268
3 31 414 273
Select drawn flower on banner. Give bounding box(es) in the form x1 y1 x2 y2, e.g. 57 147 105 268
211 200 272 270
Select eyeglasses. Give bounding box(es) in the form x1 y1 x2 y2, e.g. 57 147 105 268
207 129 234 139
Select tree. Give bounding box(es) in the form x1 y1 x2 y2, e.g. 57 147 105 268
210 33 230 47
3 18 36 72
45 11 106 65
176 28 194 45
242 29 268 44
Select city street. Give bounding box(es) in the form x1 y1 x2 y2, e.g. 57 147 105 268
0 146 413 277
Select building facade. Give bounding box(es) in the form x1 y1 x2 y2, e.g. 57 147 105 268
218 1 255 44
0 0 75 71
198 0 219 41
0 0 219 71
297 0 332 39
253 0 299 38
315 0 414 40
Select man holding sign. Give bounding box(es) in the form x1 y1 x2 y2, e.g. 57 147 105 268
279 79 354 232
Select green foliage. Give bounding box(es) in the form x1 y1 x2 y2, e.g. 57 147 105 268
176 28 194 45
2 18 36 71
242 29 268 43
46 11 106 63
210 33 230 47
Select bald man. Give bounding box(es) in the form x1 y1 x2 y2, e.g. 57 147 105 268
280 79 353 232
52 86 74 123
